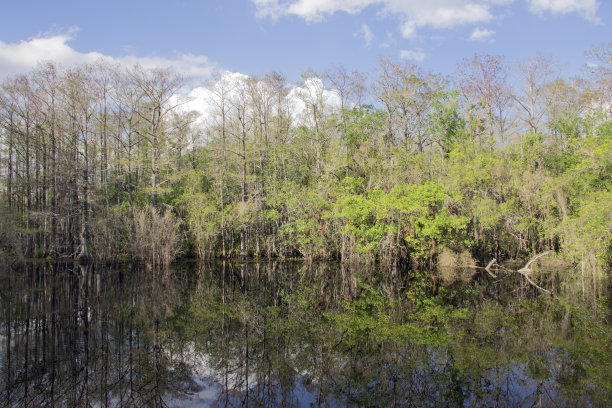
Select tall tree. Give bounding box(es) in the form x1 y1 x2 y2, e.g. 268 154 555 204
455 54 513 144
324 66 367 176
296 70 327 175
373 58 441 153
513 54 557 134
585 42 612 118
131 65 184 208
207 72 236 257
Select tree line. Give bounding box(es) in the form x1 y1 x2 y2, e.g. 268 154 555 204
0 46 610 276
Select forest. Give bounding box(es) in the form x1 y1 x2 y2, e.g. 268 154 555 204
0 45 610 279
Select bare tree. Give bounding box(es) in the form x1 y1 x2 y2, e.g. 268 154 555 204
296 70 327 175
30 62 61 254
542 77 589 144
324 66 367 176
0 75 39 254
59 65 98 260
373 58 441 153
207 72 235 257
130 65 184 208
513 54 558 134
585 42 612 118
455 54 513 144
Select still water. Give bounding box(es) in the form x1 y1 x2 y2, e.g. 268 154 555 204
0 261 610 407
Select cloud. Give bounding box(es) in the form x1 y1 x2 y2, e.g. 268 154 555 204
0 30 345 129
252 1 602 38
117 53 215 81
469 27 496 41
287 76 341 125
251 0 285 19
525 0 600 23
182 72 342 128
379 31 396 48
406 3 494 30
0 33 103 79
0 30 216 82
263 0 376 23
400 21 418 38
181 71 250 125
400 48 426 62
358 23 375 47
252 1 499 37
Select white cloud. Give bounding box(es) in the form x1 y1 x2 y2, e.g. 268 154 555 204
357 23 375 47
182 71 248 118
400 21 418 38
0 31 216 82
411 4 494 29
117 53 215 81
400 48 426 62
0 33 104 79
252 1 499 37
525 0 600 23
288 77 342 125
379 31 396 48
469 27 496 41
284 0 375 23
251 0 285 19
182 73 342 129
252 0 601 38
0 30 347 130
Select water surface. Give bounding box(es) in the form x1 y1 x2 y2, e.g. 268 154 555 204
0 261 610 407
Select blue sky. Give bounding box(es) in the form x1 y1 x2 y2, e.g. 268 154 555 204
0 0 609 84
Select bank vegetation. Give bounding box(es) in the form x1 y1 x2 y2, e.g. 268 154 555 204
0 46 610 281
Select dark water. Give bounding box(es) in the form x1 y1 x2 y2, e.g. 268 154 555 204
0 261 610 407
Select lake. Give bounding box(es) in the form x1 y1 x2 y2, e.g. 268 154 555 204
0 261 610 407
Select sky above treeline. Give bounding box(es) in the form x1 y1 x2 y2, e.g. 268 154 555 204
0 0 609 85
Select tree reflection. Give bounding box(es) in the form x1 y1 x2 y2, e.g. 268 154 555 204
0 262 195 407
1 261 610 407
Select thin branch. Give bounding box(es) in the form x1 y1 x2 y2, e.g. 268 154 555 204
517 269 552 296
516 250 554 295
484 258 497 277
519 250 552 272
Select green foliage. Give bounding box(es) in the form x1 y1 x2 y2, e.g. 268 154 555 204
560 190 612 266
334 180 468 261
2 59 610 269
429 90 467 153
132 205 180 266
278 183 333 259
329 280 470 351
328 283 394 348
176 170 221 258
553 131 612 266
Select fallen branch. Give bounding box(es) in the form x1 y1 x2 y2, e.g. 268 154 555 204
517 250 554 296
477 251 554 296
518 250 552 273
464 259 500 276
517 269 552 296
484 258 497 278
